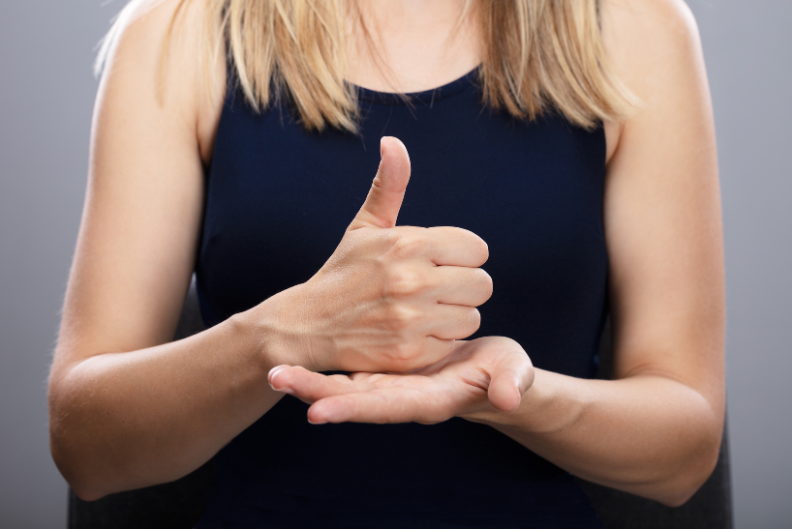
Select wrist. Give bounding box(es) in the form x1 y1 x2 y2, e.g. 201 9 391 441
465 369 575 434
237 284 321 371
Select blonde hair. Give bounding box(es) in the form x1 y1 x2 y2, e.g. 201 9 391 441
97 0 635 132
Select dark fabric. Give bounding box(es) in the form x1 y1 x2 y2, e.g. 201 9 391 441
68 461 215 529
194 69 607 528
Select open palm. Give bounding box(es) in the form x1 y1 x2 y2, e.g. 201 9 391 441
268 336 534 425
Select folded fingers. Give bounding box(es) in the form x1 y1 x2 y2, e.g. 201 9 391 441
429 265 493 307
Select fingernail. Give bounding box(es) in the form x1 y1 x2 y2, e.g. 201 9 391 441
269 381 294 395
268 365 285 384
308 406 329 425
267 366 294 394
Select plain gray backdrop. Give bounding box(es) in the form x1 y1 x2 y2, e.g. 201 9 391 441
0 1 789 527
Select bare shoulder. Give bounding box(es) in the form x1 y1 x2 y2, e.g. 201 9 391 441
600 0 711 160
600 0 706 94
101 0 205 90
100 0 225 163
601 0 699 34
53 0 225 370
600 0 701 49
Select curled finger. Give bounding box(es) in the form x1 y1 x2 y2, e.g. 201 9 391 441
486 347 535 412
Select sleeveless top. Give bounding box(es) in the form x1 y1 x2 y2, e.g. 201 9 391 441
194 69 608 528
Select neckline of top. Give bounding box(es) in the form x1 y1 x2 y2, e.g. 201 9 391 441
353 67 480 105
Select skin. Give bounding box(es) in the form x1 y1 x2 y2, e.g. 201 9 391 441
48 0 724 510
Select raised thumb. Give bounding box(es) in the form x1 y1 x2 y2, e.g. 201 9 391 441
347 136 411 231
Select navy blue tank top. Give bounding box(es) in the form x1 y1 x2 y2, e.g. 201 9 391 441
195 69 608 528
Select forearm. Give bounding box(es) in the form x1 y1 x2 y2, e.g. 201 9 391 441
465 368 723 506
49 301 294 501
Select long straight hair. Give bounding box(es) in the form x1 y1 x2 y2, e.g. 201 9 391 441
97 0 636 132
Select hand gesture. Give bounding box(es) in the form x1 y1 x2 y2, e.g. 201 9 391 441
267 336 534 425
267 137 492 373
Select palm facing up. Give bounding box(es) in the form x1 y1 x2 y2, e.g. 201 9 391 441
268 336 534 425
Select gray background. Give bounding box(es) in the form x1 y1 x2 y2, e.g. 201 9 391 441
0 0 789 527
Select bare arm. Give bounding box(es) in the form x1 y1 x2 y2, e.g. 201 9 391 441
448 0 724 506
271 0 725 508
49 0 491 501
47 0 290 500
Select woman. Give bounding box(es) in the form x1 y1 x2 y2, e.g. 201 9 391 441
48 0 724 527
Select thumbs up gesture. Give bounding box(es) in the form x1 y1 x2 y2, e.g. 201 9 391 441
264 137 492 374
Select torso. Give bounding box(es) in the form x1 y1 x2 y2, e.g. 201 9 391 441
190 3 626 526
194 61 608 528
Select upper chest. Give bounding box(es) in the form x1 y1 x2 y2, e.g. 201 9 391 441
203 86 607 255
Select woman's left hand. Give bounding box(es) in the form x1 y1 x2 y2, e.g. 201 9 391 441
267 336 534 425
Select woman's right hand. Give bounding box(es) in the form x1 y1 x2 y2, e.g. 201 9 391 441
259 137 493 373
